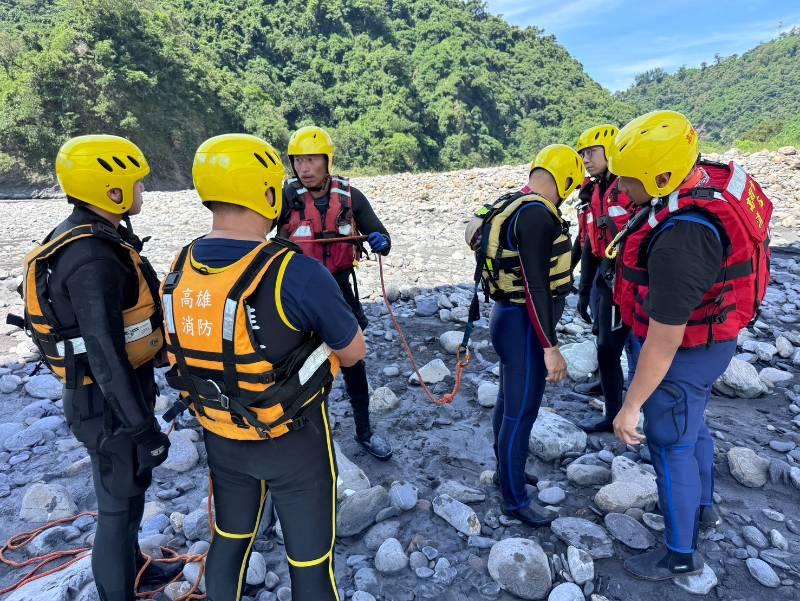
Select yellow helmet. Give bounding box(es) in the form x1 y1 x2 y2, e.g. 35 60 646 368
287 125 335 173
192 134 285 221
576 124 619 156
608 110 699 198
55 135 150 215
530 144 585 200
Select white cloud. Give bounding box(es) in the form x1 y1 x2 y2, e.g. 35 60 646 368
488 0 623 32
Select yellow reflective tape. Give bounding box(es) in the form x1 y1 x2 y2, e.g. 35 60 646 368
213 523 254 539
275 252 300 332
286 550 331 568
235 481 267 600
189 250 228 274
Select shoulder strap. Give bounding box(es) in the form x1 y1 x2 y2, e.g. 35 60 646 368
647 212 721 255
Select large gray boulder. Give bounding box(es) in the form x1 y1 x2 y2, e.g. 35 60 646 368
529 411 587 461
488 538 551 600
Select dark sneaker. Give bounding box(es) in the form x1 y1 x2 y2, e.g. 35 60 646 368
577 416 615 433
623 547 704 581
356 432 393 461
699 505 721 528
501 503 556 527
573 380 602 396
137 557 185 586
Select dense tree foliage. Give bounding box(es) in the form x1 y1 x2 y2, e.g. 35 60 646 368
619 31 800 152
0 0 632 186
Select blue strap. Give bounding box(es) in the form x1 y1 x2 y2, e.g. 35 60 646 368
647 212 720 255
506 202 551 251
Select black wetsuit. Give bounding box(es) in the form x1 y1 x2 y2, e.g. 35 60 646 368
47 206 161 601
190 238 359 601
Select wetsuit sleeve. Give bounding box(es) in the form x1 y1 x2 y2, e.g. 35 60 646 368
578 239 599 297
512 205 561 348
276 181 293 238
645 221 724 325
280 255 360 350
63 256 153 430
570 237 582 273
351 187 391 254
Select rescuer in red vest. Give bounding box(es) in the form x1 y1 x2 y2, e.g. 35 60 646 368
278 125 393 460
607 111 772 581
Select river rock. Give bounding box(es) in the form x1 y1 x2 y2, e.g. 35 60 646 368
6 554 93 601
0 374 22 393
674 563 719 595
436 480 486 504
160 430 199 472
369 387 399 413
561 340 599 381
548 583 584 601
746 558 780 587
595 459 658 513
364 520 401 551
566 463 611 486
529 411 587 461
246 551 267 586
337 486 390 537
389 481 418 511
714 358 766 398
375 537 408 574
439 331 463 354
551 517 614 559
488 538 551 600
24 374 62 400
775 335 794 358
409 359 451 385
567 545 594 585
432 494 481 535
742 340 778 362
759 367 793 387
183 507 211 541
335 441 370 498
728 447 769 487
477 381 499 408
20 483 77 522
604 513 656 549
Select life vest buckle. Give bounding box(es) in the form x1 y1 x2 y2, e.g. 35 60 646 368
206 379 230 410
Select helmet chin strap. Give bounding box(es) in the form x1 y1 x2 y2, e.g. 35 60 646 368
305 174 331 193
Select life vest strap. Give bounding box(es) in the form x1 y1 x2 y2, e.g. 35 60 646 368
622 257 753 287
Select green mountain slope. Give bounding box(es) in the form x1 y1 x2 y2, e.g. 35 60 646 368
618 30 800 151
0 0 631 188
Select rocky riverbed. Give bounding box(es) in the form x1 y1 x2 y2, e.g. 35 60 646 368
0 148 799 601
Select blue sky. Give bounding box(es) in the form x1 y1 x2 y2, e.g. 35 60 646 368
485 0 800 91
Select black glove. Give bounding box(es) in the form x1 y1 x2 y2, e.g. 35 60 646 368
132 421 170 475
578 294 592 324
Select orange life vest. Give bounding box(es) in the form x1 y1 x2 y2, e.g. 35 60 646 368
19 223 163 387
160 239 339 440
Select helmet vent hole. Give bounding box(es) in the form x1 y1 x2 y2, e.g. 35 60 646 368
112 156 127 169
97 158 114 172
253 153 269 169
264 151 278 165
594 132 600 140
127 155 140 168
619 143 628 152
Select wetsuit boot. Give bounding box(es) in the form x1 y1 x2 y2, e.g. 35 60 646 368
342 361 393 460
699 505 721 528
573 379 602 396
502 503 557 528
624 547 704 581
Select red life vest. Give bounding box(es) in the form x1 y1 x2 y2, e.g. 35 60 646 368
284 176 360 274
615 160 772 348
586 175 634 259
